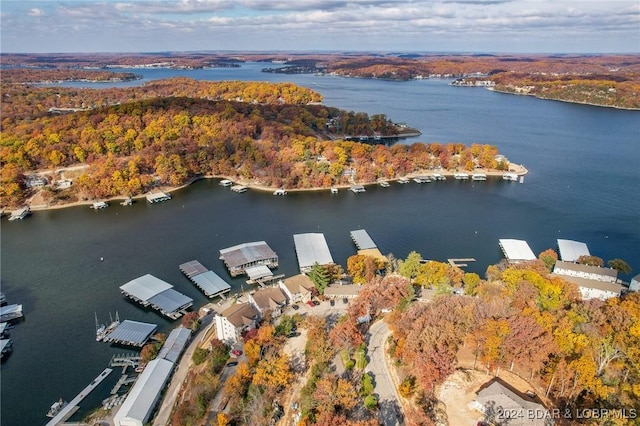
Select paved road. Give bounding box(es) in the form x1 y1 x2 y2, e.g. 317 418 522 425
366 320 404 426
152 314 214 426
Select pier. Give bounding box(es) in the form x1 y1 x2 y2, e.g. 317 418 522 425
45 368 113 426
179 260 231 299
102 320 157 347
350 229 386 263
447 258 476 268
146 192 171 203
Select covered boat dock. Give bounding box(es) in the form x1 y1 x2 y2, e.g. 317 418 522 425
499 239 536 263
557 239 590 262
219 241 278 277
179 260 231 299
350 229 387 264
293 233 334 273
120 274 193 319
102 320 157 347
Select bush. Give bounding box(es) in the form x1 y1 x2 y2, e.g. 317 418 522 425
345 359 355 370
398 375 416 398
192 347 209 366
355 349 368 369
364 394 378 409
361 372 375 396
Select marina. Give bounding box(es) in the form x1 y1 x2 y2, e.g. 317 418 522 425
219 241 279 277
8 207 30 221
179 260 231 298
101 320 158 347
95 312 120 342
145 192 171 203
45 368 113 426
120 274 193 319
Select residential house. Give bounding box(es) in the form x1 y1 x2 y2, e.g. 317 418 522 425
279 275 315 304
248 287 287 319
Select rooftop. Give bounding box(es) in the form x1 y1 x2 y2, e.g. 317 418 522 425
474 379 548 426
499 239 536 262
246 265 274 281
293 233 334 271
251 287 287 311
350 229 377 250
554 260 618 279
220 302 259 328
104 320 157 347
157 326 191 363
219 241 278 269
281 274 315 295
557 239 590 262
120 274 193 316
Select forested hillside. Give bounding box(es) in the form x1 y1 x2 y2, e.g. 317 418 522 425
1 79 506 207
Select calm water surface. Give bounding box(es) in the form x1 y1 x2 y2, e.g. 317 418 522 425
2 63 639 426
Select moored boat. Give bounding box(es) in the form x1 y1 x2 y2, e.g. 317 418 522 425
453 173 469 180
0 304 23 323
47 398 68 418
472 173 487 181
8 207 30 221
91 201 108 209
273 189 287 196
502 172 518 181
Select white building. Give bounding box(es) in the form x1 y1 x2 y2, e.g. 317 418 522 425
553 261 618 283
214 302 259 344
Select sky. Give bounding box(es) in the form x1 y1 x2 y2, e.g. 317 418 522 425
1 0 638 54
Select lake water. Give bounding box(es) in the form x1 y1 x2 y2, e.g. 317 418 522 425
1 63 639 426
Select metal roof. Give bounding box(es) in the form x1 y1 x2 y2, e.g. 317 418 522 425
246 265 273 281
120 274 173 302
148 289 193 314
113 358 174 426
499 239 536 262
157 326 191 363
293 233 334 271
219 241 277 268
557 239 590 262
191 271 231 297
179 260 208 278
350 229 377 250
105 320 157 346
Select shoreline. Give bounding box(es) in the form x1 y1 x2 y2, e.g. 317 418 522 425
488 87 640 111
23 164 528 213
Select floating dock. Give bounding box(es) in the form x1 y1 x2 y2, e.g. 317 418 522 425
179 260 231 298
230 185 247 193
102 320 157 347
146 192 171 203
120 274 193 319
499 239 536 263
0 304 23 323
448 258 477 268
219 179 233 186
45 368 113 426
8 207 30 221
350 229 386 263
350 185 366 193
219 241 279 277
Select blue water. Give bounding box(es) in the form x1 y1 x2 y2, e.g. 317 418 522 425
2 63 639 426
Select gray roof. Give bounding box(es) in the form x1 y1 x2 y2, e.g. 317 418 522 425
120 274 173 301
552 274 623 295
148 289 193 314
105 320 157 346
557 239 590 262
157 326 191 363
293 233 334 270
554 261 618 279
499 239 536 262
350 229 377 250
246 265 273 281
120 274 193 314
324 284 362 298
219 241 277 268
191 271 231 297
113 358 174 426
475 380 549 426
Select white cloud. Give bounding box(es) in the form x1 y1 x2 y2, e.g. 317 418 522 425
28 8 45 17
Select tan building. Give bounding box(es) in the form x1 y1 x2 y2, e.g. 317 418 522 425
279 275 315 304
248 287 288 319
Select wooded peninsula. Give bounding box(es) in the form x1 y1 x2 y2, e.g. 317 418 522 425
1 75 508 208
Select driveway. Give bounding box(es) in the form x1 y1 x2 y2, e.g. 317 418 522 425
366 320 404 426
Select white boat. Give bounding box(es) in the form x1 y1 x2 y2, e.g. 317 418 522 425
219 179 233 187
397 178 410 184
350 185 366 193
273 189 287 196
96 312 120 342
378 181 390 188
8 207 30 221
453 173 469 180
330 187 338 194
231 185 248 193
502 173 518 181
0 338 13 359
91 201 108 209
0 304 23 323
47 399 68 418
432 174 446 181
471 173 487 181
120 197 133 206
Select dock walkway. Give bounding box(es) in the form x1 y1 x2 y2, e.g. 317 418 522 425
45 368 113 426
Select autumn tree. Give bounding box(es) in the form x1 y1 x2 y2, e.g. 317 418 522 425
252 353 294 391
577 255 605 267
398 251 422 281
538 248 558 271
608 258 632 275
181 311 200 331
